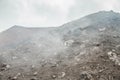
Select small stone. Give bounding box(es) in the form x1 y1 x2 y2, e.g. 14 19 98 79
79 71 93 80
64 40 74 46
0 63 10 71
33 72 38 76
99 27 106 32
12 76 17 80
51 75 56 79
31 65 35 69
75 56 80 61
112 49 115 51
12 56 17 60
16 73 21 77
6 64 10 69
61 72 66 77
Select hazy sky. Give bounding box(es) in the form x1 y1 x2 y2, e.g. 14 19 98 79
0 0 120 32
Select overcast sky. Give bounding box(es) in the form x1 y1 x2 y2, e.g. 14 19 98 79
0 0 120 32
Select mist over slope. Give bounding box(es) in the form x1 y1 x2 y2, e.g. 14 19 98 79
0 11 120 80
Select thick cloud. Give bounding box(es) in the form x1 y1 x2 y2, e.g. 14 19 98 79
0 0 120 32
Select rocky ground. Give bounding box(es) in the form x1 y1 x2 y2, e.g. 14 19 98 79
0 27 120 80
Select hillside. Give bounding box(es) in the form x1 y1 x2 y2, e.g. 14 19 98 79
0 11 120 80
